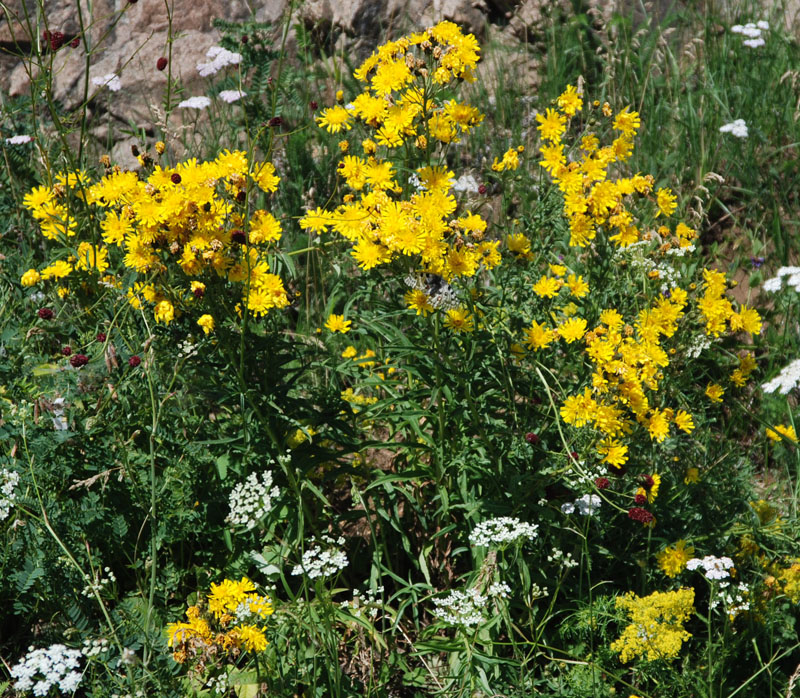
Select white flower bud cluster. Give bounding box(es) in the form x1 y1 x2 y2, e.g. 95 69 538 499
292 535 348 580
431 581 510 627
469 517 539 547
81 567 116 597
561 494 601 516
547 549 579 568
340 585 385 619
226 469 280 530
81 638 108 658
687 555 734 580
10 644 83 696
197 46 242 77
0 468 20 521
719 119 748 138
710 581 750 618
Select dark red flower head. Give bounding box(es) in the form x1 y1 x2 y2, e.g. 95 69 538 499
570 451 579 461
62 346 72 356
48 31 65 50
525 432 540 445
128 355 141 368
478 184 487 195
156 56 168 71
628 507 654 524
634 493 647 506
69 37 80 49
640 474 655 490
268 116 283 128
38 308 54 320
309 101 318 111
594 477 610 490
96 332 107 343
70 354 89 368
193 286 205 299
231 229 247 244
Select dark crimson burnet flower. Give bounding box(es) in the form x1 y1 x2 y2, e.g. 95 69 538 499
594 477 610 489
43 30 66 51
628 507 654 524
268 116 283 128
38 308 54 320
128 355 141 368
231 229 247 244
570 451 579 461
69 354 89 368
96 332 107 342
634 493 647 505
478 184 487 195
525 432 540 445
69 37 80 48
62 346 72 356
309 100 318 110
156 56 168 71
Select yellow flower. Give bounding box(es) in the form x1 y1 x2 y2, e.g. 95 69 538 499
197 314 214 335
154 300 175 325
683 467 700 484
536 108 567 143
566 273 589 298
404 289 434 316
316 105 353 133
443 307 474 333
532 275 562 298
556 84 582 116
647 409 670 442
506 233 531 256
523 320 555 350
766 424 798 443
657 540 695 578
597 438 628 468
557 317 587 343
655 187 677 217
21 269 41 286
705 383 724 403
325 313 352 333
674 410 695 433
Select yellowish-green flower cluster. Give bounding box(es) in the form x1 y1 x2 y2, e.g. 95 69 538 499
166 577 273 664
301 22 500 290
610 588 695 662
22 150 288 328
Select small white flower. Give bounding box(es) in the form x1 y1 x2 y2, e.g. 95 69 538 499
218 89 247 103
561 502 575 514
743 37 765 48
687 554 734 580
226 468 280 530
756 20 769 30
0 468 20 520
5 134 33 144
91 73 121 92
761 358 800 394
719 119 748 138
575 493 601 516
178 96 212 110
292 535 348 579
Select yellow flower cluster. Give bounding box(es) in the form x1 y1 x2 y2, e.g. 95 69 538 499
166 577 273 663
610 588 695 662
766 423 798 443
22 150 289 328
538 89 687 248
301 23 499 285
698 268 761 337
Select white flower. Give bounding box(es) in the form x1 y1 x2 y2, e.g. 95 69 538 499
575 493 601 515
178 96 211 110
686 555 734 580
292 535 348 579
451 173 480 194
11 644 83 695
431 582 509 627
5 134 33 144
469 517 538 547
761 358 800 394
731 23 762 38
197 45 242 76
743 37 765 48
91 73 121 92
561 502 575 514
757 20 769 30
0 468 19 521
719 119 748 138
218 89 247 103
226 469 280 530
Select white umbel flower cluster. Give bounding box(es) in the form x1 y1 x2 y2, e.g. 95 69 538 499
469 517 539 547
91 73 121 92
731 20 769 48
177 96 212 110
226 469 280 530
710 580 750 618
10 644 83 696
218 89 247 104
687 555 734 580
719 119 748 139
763 265 800 293
197 45 242 77
762 358 800 395
0 468 20 520
292 535 348 579
561 494 601 516
431 582 510 627
5 134 33 144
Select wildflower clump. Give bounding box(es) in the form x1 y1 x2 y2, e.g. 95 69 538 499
22 150 289 330
301 22 501 306
610 588 695 662
656 540 695 577
166 577 273 664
